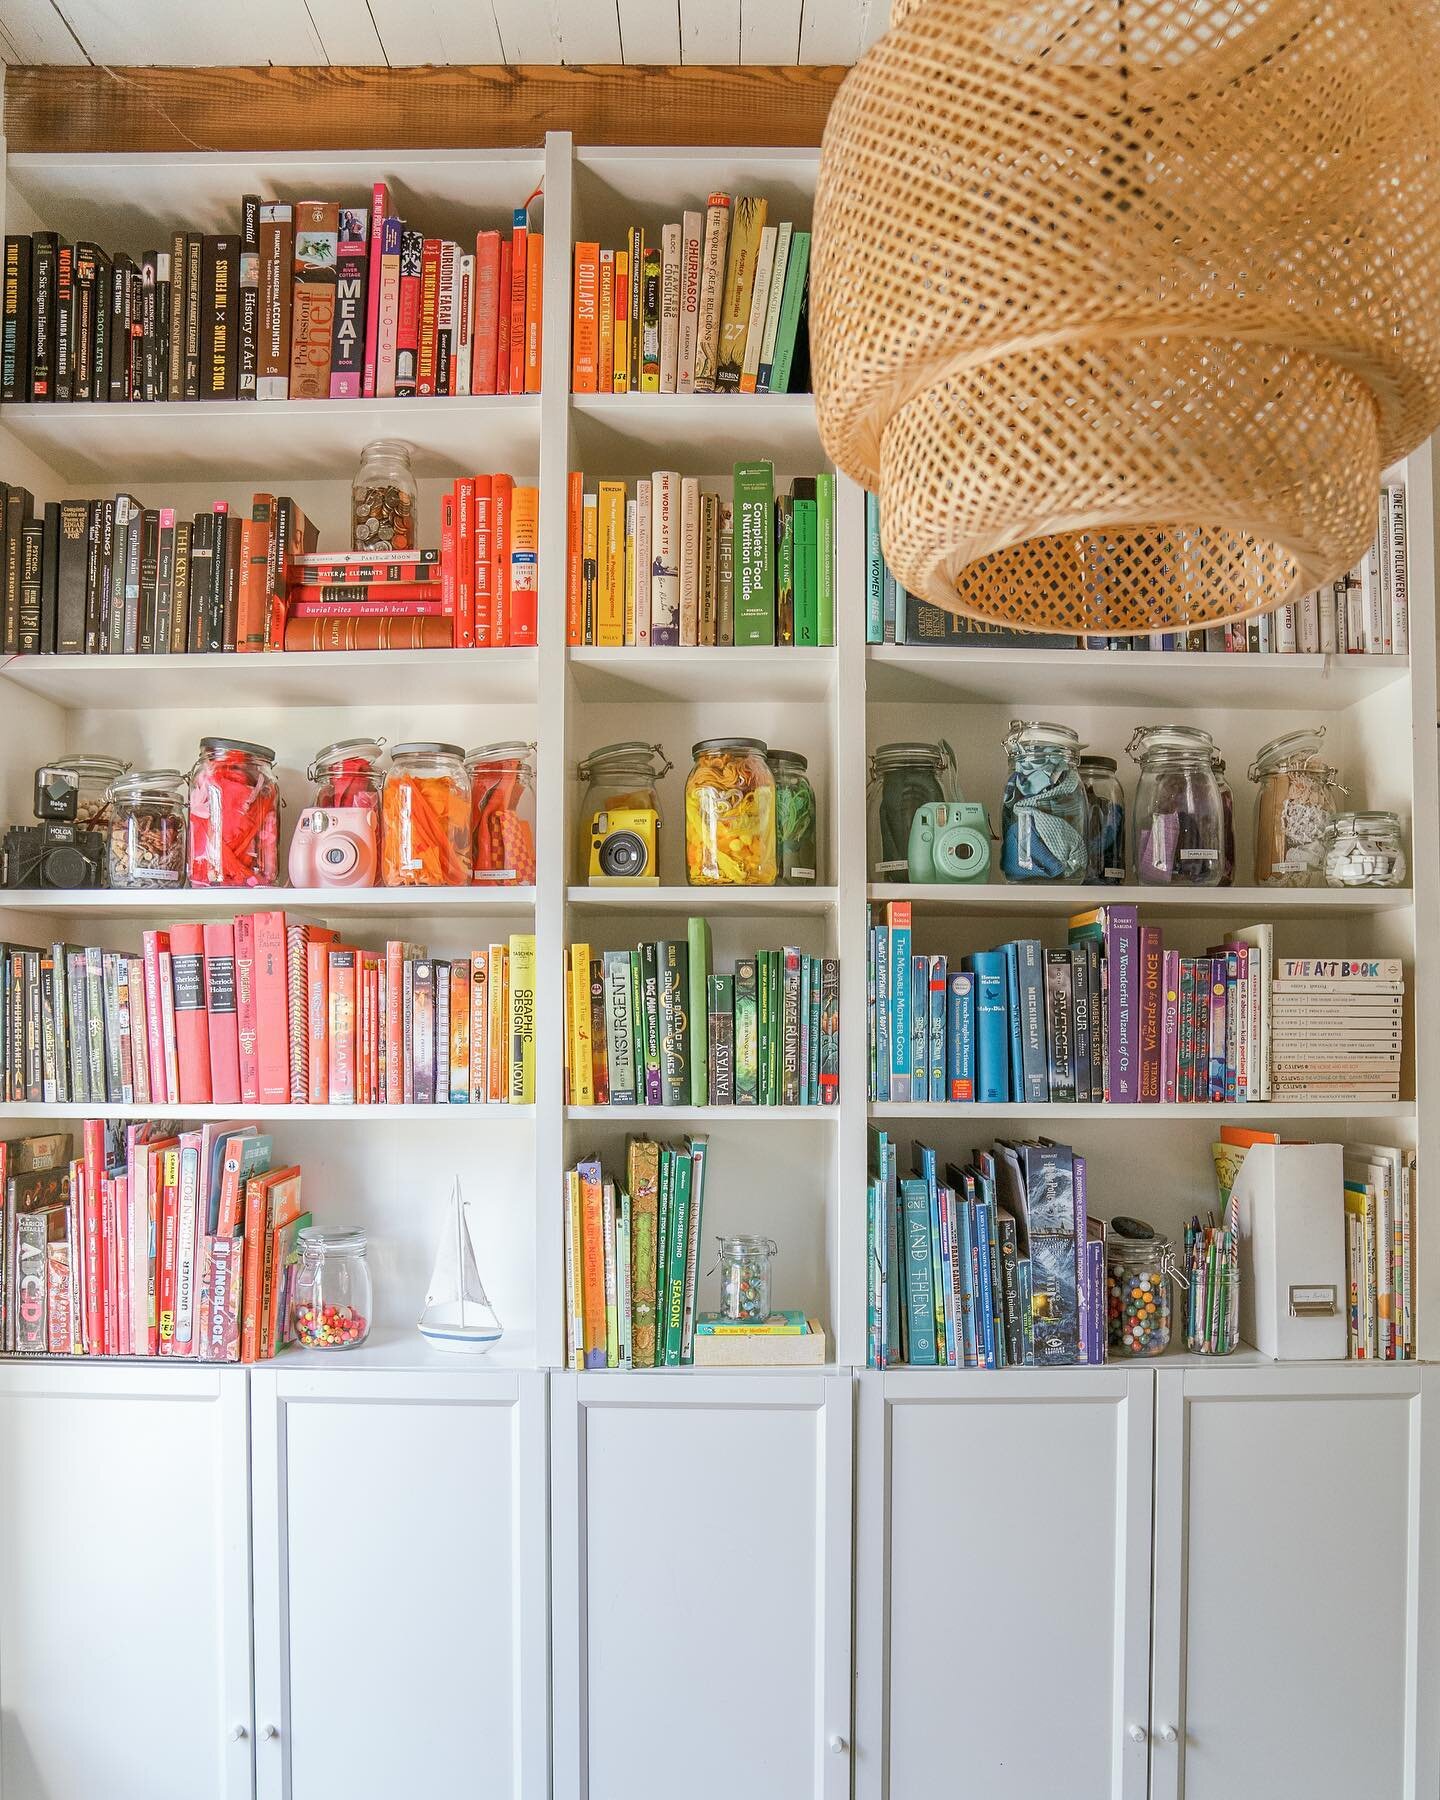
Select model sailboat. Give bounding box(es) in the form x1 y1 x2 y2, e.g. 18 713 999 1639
417 1177 503 1353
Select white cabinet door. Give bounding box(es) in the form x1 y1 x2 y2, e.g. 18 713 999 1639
854 1369 1155 1800
250 1367 549 1800
1152 1366 1440 1800
0 1365 254 1800
551 1372 853 1800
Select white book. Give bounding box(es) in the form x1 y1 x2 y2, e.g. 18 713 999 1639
676 210 703 393
739 225 777 394
1317 585 1338 653
659 222 681 393
634 479 653 647
1347 565 1368 651
1273 601 1297 653
455 252 474 395
1297 590 1319 653
694 194 731 393
1231 922 1272 1099
1370 515 1390 653
436 240 457 395
679 477 701 645
650 471 680 644
1385 483 1409 655
756 220 792 391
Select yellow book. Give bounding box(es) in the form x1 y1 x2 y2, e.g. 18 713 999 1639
612 249 630 393
597 249 615 394
581 491 598 645
597 479 626 647
569 944 594 1106
624 497 637 645
714 195 767 391
507 933 536 1105
565 1168 585 1369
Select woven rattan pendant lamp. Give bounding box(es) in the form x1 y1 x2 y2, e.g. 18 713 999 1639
811 0 1440 634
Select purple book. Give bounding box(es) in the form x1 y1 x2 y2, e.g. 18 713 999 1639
1073 1151 1089 1361
1087 1237 1107 1363
1107 904 1140 1103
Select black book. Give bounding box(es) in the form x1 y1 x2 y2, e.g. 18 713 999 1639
657 939 691 1106
167 230 186 400
2 235 32 403
140 252 158 402
29 232 57 401
222 512 242 650
206 507 230 651
38 504 60 654
127 267 143 403
183 233 203 399
16 517 44 654
4 485 33 654
56 498 90 655
200 235 238 400
1044 948 1077 1102
88 497 113 653
90 247 111 403
169 517 192 654
108 252 135 401
122 498 144 652
72 242 97 401
187 512 215 653
155 252 172 402
107 493 138 655
238 194 260 400
137 507 160 653
53 242 75 402
153 509 176 652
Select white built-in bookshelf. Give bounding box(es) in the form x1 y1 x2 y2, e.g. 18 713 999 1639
0 132 1434 1373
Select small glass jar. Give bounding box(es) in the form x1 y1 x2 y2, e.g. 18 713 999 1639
187 738 279 888
1077 754 1126 886
351 438 418 553
1212 750 1237 886
308 737 386 816
1248 728 1345 887
1324 810 1407 888
685 738 777 887
290 1227 372 1351
1128 724 1224 887
466 741 537 887
1106 1218 1174 1358
866 740 957 882
382 743 471 886
106 769 188 889
767 749 818 885
576 742 671 883
1000 721 1088 882
50 754 132 831
717 1234 778 1324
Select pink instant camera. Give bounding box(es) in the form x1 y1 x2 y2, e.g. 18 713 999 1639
288 807 379 888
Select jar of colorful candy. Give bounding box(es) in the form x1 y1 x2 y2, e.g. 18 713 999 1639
50 753 132 831
865 740 956 882
465 741 537 887
1000 721 1087 882
1128 723 1225 887
187 738 279 887
381 743 471 886
1211 749 1236 886
576 742 671 884
308 736 386 814
106 769 188 889
290 1227 372 1351
1106 1217 1175 1358
717 1234 778 1324
351 438 418 553
1248 727 1345 887
685 738 777 886
766 748 818 885
1324 810 1407 888
1077 754 1126 885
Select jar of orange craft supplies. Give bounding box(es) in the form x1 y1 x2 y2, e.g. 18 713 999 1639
381 742 471 886
187 737 280 887
685 737 777 886
465 741 537 887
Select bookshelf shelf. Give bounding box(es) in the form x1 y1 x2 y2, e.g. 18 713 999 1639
868 882 1415 918
565 1105 838 1123
567 645 836 703
0 1102 536 1121
868 1101 1417 1122
566 884 837 914
0 885 536 918
570 392 822 463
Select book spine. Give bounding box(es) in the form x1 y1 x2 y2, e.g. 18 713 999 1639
693 195 730 393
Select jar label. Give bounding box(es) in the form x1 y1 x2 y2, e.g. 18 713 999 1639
1178 848 1217 862
789 867 816 881
875 858 908 875
1104 865 1124 880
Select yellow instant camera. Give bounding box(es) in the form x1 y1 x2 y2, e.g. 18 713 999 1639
588 807 660 885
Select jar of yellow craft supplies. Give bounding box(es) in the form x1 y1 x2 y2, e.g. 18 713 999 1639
685 738 777 886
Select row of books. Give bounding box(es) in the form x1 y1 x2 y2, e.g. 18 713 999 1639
0 1122 307 1362
1 923 537 1109
867 485 1411 656
566 926 839 1108
562 1136 709 1369
1272 966 1404 1102
565 463 836 647
867 1129 1103 1367
1341 1140 1416 1360
571 194 809 397
2 187 541 405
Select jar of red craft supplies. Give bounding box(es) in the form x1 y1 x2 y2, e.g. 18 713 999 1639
381 742 472 886
290 1227 372 1351
187 737 279 887
465 741 536 886
308 736 386 814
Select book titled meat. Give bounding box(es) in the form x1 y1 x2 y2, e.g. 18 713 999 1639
329 206 369 399
289 202 339 400
252 910 290 1104
170 922 213 1105
202 921 241 1104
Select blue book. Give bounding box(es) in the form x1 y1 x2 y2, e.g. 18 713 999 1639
900 1177 937 1364
967 952 1009 1103
947 970 975 1102
910 956 928 1102
955 1193 979 1366
1017 1256 1036 1364
916 1142 947 1363
1074 1152 1090 1363
1070 943 1092 1104
873 925 891 1102
1013 939 1049 1103
972 1195 998 1369
972 1158 1007 1369
928 956 947 1102
936 1185 957 1366
866 924 877 1099
1014 1141 1080 1365
865 490 884 643
1002 941 1024 1102
889 911 912 1101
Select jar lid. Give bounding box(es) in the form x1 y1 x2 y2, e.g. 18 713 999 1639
692 736 769 759
1004 720 1084 753
391 741 465 760
1126 723 1215 764
308 736 387 777
356 437 415 462
1078 754 1117 774
1110 1214 1158 1241
108 768 187 801
766 748 809 772
298 1225 368 1255
716 1234 779 1254
576 741 673 781
198 736 276 762
1249 726 1326 781
466 740 536 766
869 739 957 774
51 753 133 779
1333 809 1402 831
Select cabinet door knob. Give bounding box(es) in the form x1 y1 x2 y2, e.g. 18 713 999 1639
828 1735 849 1755
1128 1725 1148 1745
1160 1724 1179 1744
261 1725 279 1742
230 1725 248 1742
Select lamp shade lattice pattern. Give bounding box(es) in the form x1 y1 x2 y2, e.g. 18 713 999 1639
811 0 1440 634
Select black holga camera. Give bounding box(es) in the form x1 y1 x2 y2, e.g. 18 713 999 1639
2 767 107 889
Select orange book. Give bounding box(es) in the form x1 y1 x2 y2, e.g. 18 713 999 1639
488 943 508 1101
524 232 543 391
566 470 584 646
257 1169 304 1358
508 221 527 395
597 251 614 394
572 241 600 392
473 474 494 648
612 248 630 393
454 475 476 649
473 229 501 395
491 472 514 648
301 929 338 1105
509 484 538 647
495 239 511 394
578 1160 607 1368
469 951 489 1102
327 948 357 1104
235 497 276 653
240 1167 297 1362
385 941 422 1105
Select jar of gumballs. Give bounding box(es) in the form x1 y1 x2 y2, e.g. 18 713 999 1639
1106 1217 1177 1358
685 738 777 886
1128 723 1224 887
717 1234 778 1324
1000 721 1087 882
290 1227 372 1350
866 740 956 882
1077 754 1126 885
187 738 280 887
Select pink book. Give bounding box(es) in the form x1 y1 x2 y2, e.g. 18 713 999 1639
362 180 390 398
112 1175 131 1356
203 921 242 1105
1138 925 1163 1105
235 914 260 1106
170 922 213 1105
1160 949 1181 1104
158 950 181 1108
253 910 290 1104
473 230 501 394
141 931 170 1103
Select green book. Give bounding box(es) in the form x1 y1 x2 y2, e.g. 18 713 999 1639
604 1180 620 1368
640 942 662 1104
663 1149 692 1366
816 471 835 648
735 956 758 1104
640 240 662 392
756 949 770 1105
775 495 795 645
629 950 646 1103
791 478 818 645
686 917 712 1107
732 459 775 645
617 1188 632 1369
769 230 810 395
657 939 690 1106
769 950 783 1104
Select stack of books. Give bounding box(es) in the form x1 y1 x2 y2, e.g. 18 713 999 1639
1 923 537 1109
566 924 838 1108
1 1120 310 1362
1271 957 1404 1102
1342 1139 1416 1358
2 187 540 405
571 194 808 396
691 1310 827 1366
566 461 836 647
867 1129 1106 1368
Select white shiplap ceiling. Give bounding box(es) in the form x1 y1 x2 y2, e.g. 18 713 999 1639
0 0 893 65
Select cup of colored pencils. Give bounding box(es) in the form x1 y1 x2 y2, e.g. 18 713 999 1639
1183 1214 1239 1355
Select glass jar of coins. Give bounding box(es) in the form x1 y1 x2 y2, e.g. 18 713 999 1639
351 439 418 554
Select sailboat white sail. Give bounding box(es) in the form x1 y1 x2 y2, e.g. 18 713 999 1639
417 1176 503 1353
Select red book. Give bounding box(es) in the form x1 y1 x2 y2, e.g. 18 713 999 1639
362 181 390 399
252 910 290 1105
495 239 511 395
290 580 445 602
1138 925 1163 1104
82 1118 106 1353
141 930 170 1103
396 233 422 398
101 1176 121 1356
289 599 447 620
473 230 501 395
524 230 543 392
235 500 276 654
473 475 494 647
235 913 260 1105
203 921 242 1105
508 221 527 396
440 490 457 621
328 948 357 1103
455 477 476 648
170 922 213 1105
417 237 442 395
491 473 514 647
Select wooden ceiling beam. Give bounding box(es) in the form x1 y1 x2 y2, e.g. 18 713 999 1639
2 62 847 154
